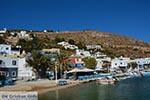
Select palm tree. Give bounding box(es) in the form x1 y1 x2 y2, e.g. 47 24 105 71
56 52 66 79
26 50 50 79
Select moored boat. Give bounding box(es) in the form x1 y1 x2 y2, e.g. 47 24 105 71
96 76 115 85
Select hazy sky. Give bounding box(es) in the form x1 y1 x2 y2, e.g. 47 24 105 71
0 0 150 42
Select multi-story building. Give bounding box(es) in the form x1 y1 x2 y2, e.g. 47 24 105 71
63 56 85 68
111 56 130 68
111 56 150 69
0 55 34 80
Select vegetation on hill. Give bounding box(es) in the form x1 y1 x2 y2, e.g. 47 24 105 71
0 36 6 44
2 29 150 58
32 30 150 58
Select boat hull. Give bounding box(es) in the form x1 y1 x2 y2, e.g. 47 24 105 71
96 79 114 84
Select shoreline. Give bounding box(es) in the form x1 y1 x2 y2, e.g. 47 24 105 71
0 79 95 95
37 82 80 94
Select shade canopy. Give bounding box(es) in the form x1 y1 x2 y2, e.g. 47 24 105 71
95 67 103 71
67 67 94 73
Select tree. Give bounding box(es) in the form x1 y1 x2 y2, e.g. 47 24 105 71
102 49 115 59
0 36 5 44
56 52 67 78
26 50 50 79
128 62 138 69
82 57 97 69
17 37 46 52
68 39 75 45
54 37 65 43
76 41 86 49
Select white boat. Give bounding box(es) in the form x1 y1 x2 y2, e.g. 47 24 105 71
96 76 115 85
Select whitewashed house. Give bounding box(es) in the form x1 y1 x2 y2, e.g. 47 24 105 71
19 31 29 38
17 57 34 80
76 49 91 58
0 44 20 56
64 44 78 50
0 44 11 55
57 41 69 46
133 58 150 67
0 28 7 36
94 52 107 58
57 41 78 50
111 56 131 69
86 45 101 50
95 59 103 70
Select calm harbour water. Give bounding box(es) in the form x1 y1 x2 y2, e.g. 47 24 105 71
39 77 150 100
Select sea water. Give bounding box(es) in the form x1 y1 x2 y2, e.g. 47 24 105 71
39 77 150 100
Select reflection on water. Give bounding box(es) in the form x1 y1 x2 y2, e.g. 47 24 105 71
56 90 58 100
39 77 150 100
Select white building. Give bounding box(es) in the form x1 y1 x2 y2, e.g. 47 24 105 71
0 56 34 80
94 52 107 58
0 28 7 36
0 44 20 56
95 57 111 70
0 44 11 55
95 59 103 70
76 49 91 57
17 57 34 79
111 56 131 68
44 30 47 32
57 41 78 50
133 58 150 66
57 41 69 46
111 56 150 69
64 44 78 50
20 31 28 36
86 45 101 50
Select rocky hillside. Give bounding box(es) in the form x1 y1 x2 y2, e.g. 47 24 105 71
32 30 150 58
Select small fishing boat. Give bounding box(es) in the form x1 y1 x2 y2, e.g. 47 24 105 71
96 76 115 85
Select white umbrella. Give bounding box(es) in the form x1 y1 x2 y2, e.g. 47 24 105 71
67 67 94 73
95 68 103 71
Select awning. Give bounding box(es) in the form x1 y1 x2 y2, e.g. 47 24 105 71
67 67 94 73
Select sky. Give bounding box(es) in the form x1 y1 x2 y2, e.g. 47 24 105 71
0 0 150 42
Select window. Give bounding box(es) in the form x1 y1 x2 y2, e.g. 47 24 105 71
120 62 123 65
6 72 9 77
2 72 6 76
12 60 17 65
0 71 6 76
12 71 16 77
5 47 9 50
0 60 2 65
